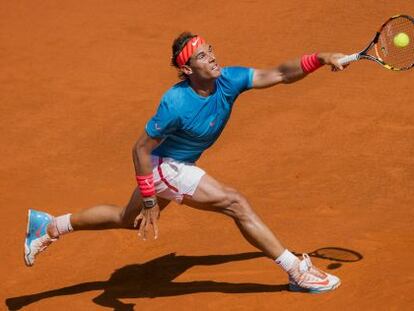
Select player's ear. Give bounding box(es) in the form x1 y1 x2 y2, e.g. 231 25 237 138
180 65 193 76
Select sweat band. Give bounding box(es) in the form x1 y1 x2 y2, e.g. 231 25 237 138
301 53 323 73
176 36 206 67
136 174 156 197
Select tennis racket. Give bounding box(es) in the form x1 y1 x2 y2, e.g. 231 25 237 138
339 14 414 71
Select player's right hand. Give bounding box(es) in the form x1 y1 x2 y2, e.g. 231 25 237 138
134 203 160 240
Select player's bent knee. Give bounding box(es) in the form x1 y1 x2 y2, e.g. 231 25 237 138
222 190 251 220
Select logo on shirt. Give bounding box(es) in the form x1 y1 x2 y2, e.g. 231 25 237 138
155 123 161 130
209 120 215 127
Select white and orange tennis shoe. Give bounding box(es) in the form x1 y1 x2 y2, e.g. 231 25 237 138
288 254 341 293
24 209 57 267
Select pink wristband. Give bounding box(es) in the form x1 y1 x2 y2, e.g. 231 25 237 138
301 53 322 73
136 174 156 197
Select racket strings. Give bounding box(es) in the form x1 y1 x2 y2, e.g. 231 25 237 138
376 16 414 70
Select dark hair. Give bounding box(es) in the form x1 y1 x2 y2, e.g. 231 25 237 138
171 32 197 80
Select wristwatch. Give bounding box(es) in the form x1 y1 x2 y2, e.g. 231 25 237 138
142 197 157 209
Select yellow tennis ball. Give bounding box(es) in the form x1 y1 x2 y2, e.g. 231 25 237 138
393 32 410 48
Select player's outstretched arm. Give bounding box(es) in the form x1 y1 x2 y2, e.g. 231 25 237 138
252 52 346 89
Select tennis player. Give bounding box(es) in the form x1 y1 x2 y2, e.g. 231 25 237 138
25 32 347 293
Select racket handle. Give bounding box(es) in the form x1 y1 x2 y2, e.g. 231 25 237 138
338 53 360 66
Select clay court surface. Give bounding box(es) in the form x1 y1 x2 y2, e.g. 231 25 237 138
1 1 414 310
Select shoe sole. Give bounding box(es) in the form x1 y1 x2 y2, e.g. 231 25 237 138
289 280 341 294
24 209 33 267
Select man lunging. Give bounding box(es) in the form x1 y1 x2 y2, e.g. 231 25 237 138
25 32 347 293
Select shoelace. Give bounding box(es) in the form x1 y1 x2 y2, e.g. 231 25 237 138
301 254 327 279
35 235 56 253
289 253 327 285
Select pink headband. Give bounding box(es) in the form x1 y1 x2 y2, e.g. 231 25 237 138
176 36 206 67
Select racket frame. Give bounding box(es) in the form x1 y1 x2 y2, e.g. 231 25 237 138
339 14 414 71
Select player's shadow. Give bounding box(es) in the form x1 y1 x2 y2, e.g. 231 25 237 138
6 247 363 310
6 252 286 311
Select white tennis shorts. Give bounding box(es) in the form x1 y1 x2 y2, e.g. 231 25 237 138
151 156 206 203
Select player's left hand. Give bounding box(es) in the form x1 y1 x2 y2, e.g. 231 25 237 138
319 53 349 71
134 203 160 240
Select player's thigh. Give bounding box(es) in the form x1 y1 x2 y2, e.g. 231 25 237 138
182 174 237 213
121 188 171 226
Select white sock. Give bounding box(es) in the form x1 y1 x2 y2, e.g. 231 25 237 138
275 249 299 272
55 214 74 236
